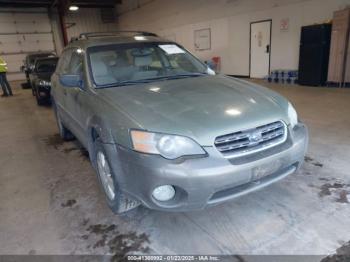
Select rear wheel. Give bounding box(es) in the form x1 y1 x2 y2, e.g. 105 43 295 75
93 138 139 214
53 102 74 141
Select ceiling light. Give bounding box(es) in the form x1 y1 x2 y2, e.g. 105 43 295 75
134 36 146 41
69 5 79 11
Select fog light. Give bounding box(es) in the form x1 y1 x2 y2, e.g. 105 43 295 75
152 185 175 202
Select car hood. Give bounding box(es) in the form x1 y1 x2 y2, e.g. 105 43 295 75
98 75 290 146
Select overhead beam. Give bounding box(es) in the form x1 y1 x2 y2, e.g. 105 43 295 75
0 0 52 7
71 0 118 8
0 0 121 8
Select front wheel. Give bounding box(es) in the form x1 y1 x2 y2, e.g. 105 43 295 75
93 138 139 214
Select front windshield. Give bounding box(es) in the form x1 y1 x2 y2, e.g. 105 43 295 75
36 59 58 73
87 42 208 87
30 53 55 64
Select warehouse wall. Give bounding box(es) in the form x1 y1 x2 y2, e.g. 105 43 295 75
51 8 119 55
65 8 118 41
0 7 119 80
116 0 349 76
0 8 56 80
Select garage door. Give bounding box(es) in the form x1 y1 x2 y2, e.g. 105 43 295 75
0 9 56 81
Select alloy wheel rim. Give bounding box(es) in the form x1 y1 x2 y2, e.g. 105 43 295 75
97 151 115 200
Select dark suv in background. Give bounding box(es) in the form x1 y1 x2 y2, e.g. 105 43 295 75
31 57 59 105
21 52 56 88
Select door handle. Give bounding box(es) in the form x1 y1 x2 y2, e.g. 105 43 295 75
266 44 270 53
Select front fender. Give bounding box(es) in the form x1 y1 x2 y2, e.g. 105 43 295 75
87 115 114 144
85 92 144 158
86 113 140 150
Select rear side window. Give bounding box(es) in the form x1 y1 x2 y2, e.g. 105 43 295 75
67 51 83 75
56 49 73 74
57 48 83 75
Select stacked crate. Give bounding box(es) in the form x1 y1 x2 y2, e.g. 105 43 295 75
265 70 298 84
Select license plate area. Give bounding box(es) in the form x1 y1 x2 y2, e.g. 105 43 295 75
252 159 284 181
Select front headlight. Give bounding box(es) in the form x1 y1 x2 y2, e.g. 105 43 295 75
287 102 298 128
130 130 206 159
38 80 51 87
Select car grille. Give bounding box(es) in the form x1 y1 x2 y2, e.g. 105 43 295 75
214 121 287 158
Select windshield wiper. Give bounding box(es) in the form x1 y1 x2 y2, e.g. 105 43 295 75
96 79 154 89
165 73 207 79
96 73 207 89
142 73 207 82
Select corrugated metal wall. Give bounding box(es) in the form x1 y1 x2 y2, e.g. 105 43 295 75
65 8 118 41
0 7 119 81
0 8 55 81
116 0 155 16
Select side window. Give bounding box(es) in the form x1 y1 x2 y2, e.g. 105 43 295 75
57 49 73 74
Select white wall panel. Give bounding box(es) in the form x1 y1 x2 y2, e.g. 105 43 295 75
2 54 25 74
116 0 350 76
16 21 52 33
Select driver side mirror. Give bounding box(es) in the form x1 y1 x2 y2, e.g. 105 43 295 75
206 67 216 76
29 64 35 72
59 74 83 88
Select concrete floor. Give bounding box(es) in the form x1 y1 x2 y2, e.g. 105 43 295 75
0 80 349 257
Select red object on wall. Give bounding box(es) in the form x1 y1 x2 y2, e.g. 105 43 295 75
212 56 221 73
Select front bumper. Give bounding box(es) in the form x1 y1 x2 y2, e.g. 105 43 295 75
37 85 51 98
105 123 308 211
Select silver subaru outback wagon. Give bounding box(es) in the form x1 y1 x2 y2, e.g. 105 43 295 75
51 31 308 213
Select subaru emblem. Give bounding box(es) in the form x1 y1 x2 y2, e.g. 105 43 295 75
249 131 262 143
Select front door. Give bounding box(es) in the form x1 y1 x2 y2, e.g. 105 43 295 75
63 49 87 145
250 20 271 78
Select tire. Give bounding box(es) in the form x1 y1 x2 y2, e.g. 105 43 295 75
52 101 75 141
35 88 45 106
28 79 32 89
93 138 140 214
22 74 31 89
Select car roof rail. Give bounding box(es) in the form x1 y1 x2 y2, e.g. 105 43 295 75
70 36 79 43
78 31 158 39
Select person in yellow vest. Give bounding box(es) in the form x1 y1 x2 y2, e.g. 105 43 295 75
0 57 13 97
